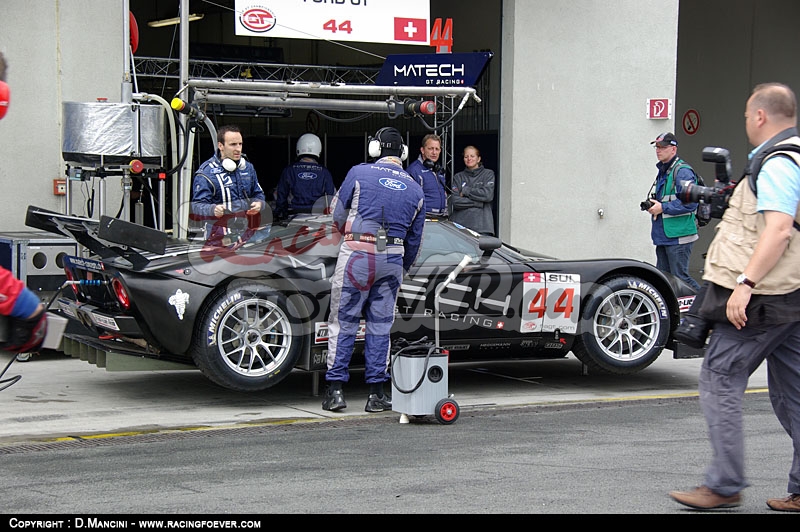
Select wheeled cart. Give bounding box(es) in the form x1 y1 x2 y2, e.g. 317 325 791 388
390 344 459 424
390 255 471 425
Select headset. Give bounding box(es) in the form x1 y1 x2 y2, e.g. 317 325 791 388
368 127 408 161
221 154 247 173
423 158 442 173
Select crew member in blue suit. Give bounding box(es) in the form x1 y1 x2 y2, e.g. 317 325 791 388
191 124 266 244
275 133 336 219
406 133 449 215
323 127 425 413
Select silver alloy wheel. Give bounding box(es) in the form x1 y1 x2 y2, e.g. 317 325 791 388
590 288 661 362
216 297 293 377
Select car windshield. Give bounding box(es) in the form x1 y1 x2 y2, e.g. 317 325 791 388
417 221 481 264
411 219 553 266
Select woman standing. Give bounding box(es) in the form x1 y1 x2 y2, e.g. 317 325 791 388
449 145 496 235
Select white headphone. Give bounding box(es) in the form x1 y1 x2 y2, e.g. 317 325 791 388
221 156 247 173
368 127 408 161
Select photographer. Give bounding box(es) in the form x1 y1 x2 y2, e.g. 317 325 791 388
643 132 702 290
670 83 800 512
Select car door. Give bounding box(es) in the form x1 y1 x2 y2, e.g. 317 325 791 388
395 221 528 357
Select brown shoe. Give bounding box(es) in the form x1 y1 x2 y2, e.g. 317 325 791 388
669 486 742 509
766 493 800 512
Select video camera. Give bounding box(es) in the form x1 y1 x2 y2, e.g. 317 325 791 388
677 147 737 218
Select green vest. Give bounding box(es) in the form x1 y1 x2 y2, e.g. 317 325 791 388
662 159 697 238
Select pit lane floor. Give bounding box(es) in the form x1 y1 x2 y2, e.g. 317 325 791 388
0 350 767 444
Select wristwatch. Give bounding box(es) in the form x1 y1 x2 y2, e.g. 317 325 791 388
736 273 756 289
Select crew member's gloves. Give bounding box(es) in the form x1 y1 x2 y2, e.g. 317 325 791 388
0 311 48 354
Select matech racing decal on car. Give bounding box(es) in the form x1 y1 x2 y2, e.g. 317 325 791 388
520 272 581 334
206 292 243 345
65 255 105 272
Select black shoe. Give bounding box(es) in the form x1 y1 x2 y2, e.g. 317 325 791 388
365 393 392 413
322 388 347 411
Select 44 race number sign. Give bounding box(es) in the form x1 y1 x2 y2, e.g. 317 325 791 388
235 0 431 46
520 272 581 334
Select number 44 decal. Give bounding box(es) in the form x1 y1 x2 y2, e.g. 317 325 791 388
528 288 575 319
321 18 452 49
520 273 581 334
323 20 352 34
430 18 453 53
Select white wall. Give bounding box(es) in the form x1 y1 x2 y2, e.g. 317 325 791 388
0 0 124 231
501 0 680 263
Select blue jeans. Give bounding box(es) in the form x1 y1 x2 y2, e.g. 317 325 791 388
655 243 701 290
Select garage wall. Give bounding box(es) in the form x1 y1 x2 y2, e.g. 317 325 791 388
0 0 124 229
676 0 800 281
501 0 680 264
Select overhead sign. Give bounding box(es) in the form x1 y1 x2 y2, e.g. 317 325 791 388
646 98 672 119
376 52 493 87
235 0 431 46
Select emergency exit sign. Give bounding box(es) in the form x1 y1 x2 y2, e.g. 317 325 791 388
647 98 672 119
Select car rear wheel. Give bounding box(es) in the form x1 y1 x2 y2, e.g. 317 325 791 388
191 281 304 392
572 275 669 375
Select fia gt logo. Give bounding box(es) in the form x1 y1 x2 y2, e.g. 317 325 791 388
240 7 276 33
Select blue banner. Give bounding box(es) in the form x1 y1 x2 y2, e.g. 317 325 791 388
376 51 493 87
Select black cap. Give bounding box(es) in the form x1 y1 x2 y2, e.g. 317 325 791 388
651 132 678 147
375 127 404 156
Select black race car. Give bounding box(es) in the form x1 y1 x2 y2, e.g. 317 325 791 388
26 205 701 392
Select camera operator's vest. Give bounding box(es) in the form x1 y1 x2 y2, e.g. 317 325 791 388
661 158 697 238
703 136 800 294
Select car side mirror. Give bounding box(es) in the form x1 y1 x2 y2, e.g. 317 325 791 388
479 236 502 257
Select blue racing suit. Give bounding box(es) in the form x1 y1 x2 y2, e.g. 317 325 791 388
325 157 425 385
275 158 336 218
190 154 266 241
406 156 448 215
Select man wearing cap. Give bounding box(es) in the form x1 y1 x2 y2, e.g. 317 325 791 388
644 132 702 290
322 126 425 413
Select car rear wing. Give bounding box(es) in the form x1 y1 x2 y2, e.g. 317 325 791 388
25 205 167 269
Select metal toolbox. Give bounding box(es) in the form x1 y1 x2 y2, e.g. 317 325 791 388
0 231 78 304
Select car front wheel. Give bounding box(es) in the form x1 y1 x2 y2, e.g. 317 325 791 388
572 275 670 375
191 281 304 392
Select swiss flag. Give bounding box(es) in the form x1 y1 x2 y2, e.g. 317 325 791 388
394 17 427 42
525 272 542 283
